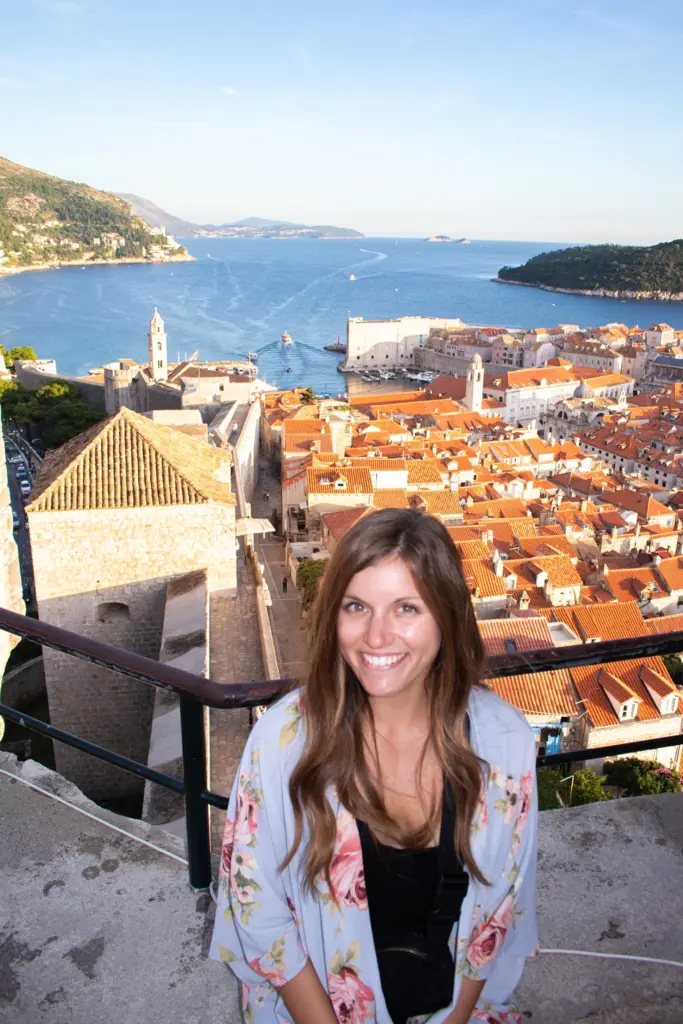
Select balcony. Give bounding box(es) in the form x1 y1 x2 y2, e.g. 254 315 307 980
1 608 682 1024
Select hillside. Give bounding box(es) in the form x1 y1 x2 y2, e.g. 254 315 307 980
497 240 683 298
0 157 188 272
117 193 364 239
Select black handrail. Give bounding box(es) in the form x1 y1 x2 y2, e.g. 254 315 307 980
1 607 682 890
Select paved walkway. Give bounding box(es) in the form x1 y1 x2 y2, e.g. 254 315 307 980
250 458 308 681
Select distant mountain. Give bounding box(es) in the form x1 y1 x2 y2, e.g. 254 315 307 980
0 158 188 273
116 194 364 239
115 193 200 236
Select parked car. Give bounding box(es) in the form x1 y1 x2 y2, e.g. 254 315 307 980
7 450 24 464
15 462 28 478
12 509 20 530
19 477 31 496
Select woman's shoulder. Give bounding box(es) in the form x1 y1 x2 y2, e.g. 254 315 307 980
245 687 306 759
469 684 536 766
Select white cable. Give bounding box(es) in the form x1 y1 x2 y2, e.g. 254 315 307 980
540 948 683 969
0 765 188 865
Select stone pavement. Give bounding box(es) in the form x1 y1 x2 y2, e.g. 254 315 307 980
251 458 308 681
208 551 263 850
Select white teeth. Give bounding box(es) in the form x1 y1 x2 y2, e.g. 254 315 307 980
361 653 405 667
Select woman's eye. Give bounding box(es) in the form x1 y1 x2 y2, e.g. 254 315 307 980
398 603 418 614
344 600 364 613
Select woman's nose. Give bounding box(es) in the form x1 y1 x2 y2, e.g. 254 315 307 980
364 612 391 648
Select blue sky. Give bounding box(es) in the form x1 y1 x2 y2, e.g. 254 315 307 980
1 0 682 241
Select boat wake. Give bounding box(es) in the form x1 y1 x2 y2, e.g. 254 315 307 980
261 248 388 324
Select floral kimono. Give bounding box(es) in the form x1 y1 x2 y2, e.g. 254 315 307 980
210 685 538 1024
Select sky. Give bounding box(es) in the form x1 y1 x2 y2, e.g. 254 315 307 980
1 0 682 242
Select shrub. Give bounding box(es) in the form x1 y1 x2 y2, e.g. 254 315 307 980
297 558 328 609
603 757 683 797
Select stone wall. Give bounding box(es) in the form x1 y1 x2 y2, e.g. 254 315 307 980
13 362 107 411
0 412 25 741
233 400 261 505
28 503 236 806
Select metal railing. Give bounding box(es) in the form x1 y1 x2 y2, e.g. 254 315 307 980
1 606 682 891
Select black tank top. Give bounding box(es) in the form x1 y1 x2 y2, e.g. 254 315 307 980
356 782 469 1024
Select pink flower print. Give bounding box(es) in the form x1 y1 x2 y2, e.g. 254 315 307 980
248 956 287 988
328 966 375 1024
219 815 235 880
234 781 259 847
467 912 509 969
517 771 533 836
503 775 520 823
287 896 300 928
329 809 368 910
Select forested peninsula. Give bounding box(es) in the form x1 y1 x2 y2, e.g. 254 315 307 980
0 156 191 274
496 240 683 300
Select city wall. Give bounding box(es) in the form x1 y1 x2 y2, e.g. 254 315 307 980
28 503 236 805
233 399 261 505
14 361 107 411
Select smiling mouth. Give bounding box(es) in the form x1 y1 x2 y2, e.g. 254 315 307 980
360 652 408 669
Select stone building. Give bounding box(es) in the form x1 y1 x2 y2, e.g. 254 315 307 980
25 407 237 806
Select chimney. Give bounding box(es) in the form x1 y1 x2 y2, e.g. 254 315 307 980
580 499 588 512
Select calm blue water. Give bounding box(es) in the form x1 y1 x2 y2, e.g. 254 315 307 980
2 237 682 394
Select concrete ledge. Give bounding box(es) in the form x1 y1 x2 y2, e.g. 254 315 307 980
0 754 240 1023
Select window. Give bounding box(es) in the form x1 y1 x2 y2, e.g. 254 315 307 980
157 360 163 368
157 342 163 351
97 601 130 624
504 638 518 654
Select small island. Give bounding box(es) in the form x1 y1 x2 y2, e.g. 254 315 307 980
0 156 193 275
426 235 471 244
495 239 683 300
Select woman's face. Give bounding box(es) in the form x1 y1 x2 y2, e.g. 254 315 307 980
337 555 442 702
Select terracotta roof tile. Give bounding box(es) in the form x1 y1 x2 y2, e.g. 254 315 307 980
478 617 554 657
652 556 683 592
27 408 234 512
407 461 444 485
321 505 373 540
570 656 675 728
505 555 583 589
307 467 373 494
645 612 683 635
461 559 507 598
490 668 577 717
549 602 648 642
454 539 491 560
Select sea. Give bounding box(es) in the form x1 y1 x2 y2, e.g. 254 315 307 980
2 236 683 397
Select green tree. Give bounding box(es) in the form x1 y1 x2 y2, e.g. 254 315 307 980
603 757 682 797
0 345 38 368
297 558 328 609
300 387 316 404
662 654 683 688
570 769 609 806
537 768 608 809
0 379 105 449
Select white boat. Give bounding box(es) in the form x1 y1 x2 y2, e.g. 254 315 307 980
348 274 356 281
281 331 293 345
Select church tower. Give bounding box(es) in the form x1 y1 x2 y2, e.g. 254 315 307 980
148 308 168 382
465 353 483 413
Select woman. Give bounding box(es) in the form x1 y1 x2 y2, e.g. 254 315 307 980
211 508 538 1023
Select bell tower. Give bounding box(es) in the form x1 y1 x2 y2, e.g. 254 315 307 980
465 353 483 413
148 308 167 382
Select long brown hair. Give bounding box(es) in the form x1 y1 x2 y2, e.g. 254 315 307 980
282 507 487 894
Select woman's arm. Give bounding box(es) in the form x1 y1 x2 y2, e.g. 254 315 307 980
278 960 338 1024
443 977 486 1024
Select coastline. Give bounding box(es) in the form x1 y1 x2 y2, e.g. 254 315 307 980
0 253 196 277
492 277 683 302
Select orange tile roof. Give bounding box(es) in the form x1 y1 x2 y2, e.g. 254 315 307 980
407 461 445 485
464 497 529 519
461 559 507 598
348 457 408 471
485 366 578 391
306 467 373 494
549 602 648 642
321 505 373 540
349 389 426 408
651 556 683 592
571 656 676 728
608 489 671 519
505 555 583 589
422 491 466 516
478 617 554 657
27 408 234 512
605 566 668 602
515 535 576 560
490 669 577 717
371 489 410 509
454 539 491 560
645 612 683 635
